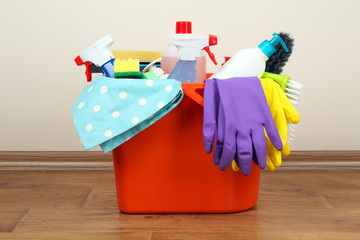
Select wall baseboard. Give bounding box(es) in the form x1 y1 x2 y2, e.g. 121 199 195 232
0 151 359 171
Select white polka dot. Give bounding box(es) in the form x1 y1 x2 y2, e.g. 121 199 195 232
139 98 147 106
119 91 127 99
157 102 165 109
126 137 131 141
100 86 108 93
93 105 100 112
85 124 93 132
88 86 93 92
150 121 155 126
131 117 139 124
165 85 173 92
105 130 112 137
146 80 154 86
78 102 85 109
112 111 120 119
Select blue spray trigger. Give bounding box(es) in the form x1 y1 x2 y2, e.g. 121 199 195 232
258 33 288 58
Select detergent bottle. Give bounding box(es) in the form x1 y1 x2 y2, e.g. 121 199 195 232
161 21 207 82
168 22 217 83
211 33 288 79
74 35 115 82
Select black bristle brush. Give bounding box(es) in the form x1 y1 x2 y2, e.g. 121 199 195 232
265 32 294 74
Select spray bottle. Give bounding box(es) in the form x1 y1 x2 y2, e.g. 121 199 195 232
161 21 207 82
168 24 218 83
211 33 288 79
74 34 115 82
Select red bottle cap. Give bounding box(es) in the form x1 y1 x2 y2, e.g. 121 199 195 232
176 21 192 34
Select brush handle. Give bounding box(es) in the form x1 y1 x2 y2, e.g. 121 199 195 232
262 72 290 92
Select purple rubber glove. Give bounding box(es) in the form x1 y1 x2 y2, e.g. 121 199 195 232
203 77 283 175
203 79 220 154
216 77 283 174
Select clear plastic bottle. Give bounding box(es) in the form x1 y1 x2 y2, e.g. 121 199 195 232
168 60 197 82
161 21 209 82
161 45 178 74
161 45 206 82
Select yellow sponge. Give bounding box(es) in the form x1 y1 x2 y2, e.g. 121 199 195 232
114 58 140 78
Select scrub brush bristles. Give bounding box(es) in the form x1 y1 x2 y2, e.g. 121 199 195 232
265 32 294 74
261 72 303 144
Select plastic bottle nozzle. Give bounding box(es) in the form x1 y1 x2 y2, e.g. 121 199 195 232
209 34 217 46
269 33 288 52
75 55 93 82
258 33 288 58
204 35 218 64
168 34 218 64
75 34 114 82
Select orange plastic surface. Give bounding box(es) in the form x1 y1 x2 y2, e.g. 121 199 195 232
112 83 261 213
206 73 213 79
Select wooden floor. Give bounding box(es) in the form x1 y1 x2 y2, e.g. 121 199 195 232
1 152 360 239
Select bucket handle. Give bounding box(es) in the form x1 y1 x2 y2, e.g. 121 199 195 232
182 83 205 107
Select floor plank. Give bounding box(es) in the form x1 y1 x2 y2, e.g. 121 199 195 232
0 153 360 239
82 189 118 209
0 232 151 240
0 209 28 232
0 171 115 189
13 207 360 233
152 232 360 240
0 188 91 209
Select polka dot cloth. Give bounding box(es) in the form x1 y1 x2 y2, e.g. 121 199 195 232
72 76 183 153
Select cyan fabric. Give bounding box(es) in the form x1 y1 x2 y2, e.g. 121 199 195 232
73 76 183 153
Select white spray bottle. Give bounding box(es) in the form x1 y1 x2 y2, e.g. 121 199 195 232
211 33 288 79
161 21 208 82
74 35 115 82
168 32 218 82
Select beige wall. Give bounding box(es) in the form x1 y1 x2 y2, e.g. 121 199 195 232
0 0 359 151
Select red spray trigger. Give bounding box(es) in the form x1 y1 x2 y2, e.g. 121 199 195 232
84 62 92 82
74 55 93 82
74 55 84 65
203 34 217 65
203 46 217 65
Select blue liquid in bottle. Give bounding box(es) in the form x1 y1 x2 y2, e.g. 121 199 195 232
168 60 197 83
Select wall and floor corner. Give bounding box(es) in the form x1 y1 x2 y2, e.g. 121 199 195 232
0 0 359 151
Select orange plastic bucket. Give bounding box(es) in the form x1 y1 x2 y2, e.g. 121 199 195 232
112 83 260 213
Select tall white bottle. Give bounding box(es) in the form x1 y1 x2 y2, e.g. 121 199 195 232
211 33 288 79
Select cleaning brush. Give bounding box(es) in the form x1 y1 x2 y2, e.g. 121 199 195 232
265 32 294 74
262 32 302 144
262 72 302 144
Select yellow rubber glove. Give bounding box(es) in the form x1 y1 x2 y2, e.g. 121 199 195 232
232 78 299 172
